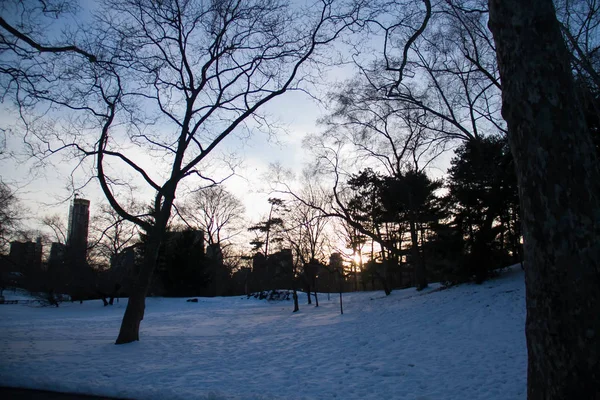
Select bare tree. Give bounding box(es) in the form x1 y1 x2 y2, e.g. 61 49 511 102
555 0 600 90
335 217 367 291
41 214 68 245
348 0 505 146
178 185 244 248
290 135 413 294
282 172 331 266
488 0 600 397
300 0 504 294
0 0 97 100
367 0 600 146
321 81 445 174
0 181 20 251
280 171 331 306
88 203 139 268
328 252 344 314
2 0 363 344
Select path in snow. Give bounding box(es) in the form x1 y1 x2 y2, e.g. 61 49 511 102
0 266 527 400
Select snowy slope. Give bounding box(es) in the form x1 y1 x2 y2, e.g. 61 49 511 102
2 287 41 301
0 266 526 400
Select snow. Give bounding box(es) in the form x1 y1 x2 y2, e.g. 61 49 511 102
2 288 41 301
0 266 527 399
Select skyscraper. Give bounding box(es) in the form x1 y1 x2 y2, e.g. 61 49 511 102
67 196 90 266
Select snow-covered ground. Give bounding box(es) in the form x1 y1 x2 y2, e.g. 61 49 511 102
0 266 527 400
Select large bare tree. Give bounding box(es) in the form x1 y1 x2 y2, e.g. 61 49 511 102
1 0 363 344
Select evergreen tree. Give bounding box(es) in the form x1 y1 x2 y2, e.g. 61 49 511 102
380 170 443 290
346 168 442 291
445 136 521 282
146 228 210 297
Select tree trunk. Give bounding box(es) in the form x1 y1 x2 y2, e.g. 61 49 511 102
115 288 145 343
109 284 120 306
338 271 344 315
292 287 299 312
115 227 163 344
410 220 427 290
397 261 403 288
353 260 358 292
379 243 393 295
382 282 391 296
488 0 600 397
470 210 496 283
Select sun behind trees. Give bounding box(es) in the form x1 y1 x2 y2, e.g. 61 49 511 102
1 0 598 396
0 0 363 344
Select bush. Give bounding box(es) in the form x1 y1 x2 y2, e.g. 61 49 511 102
247 289 292 301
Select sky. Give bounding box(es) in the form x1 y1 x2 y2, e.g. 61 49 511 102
0 64 454 253
0 0 454 252
0 72 349 238
0 0 352 235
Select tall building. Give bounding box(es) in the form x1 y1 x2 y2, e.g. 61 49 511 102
48 242 67 267
8 240 42 275
67 196 90 266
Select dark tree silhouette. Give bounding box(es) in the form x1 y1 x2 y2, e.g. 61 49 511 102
248 198 287 258
179 186 245 248
445 136 521 282
0 181 20 251
489 0 600 397
329 252 344 315
380 170 442 290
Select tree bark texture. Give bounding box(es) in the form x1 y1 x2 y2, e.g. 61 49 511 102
115 227 163 344
488 0 600 398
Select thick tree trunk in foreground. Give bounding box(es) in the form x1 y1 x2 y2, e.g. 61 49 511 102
115 228 163 344
488 0 600 397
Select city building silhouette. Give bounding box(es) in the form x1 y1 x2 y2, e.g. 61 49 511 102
66 196 90 267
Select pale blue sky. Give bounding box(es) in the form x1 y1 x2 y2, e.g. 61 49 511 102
0 0 455 245
0 75 341 234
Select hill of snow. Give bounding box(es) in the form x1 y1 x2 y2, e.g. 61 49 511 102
0 266 526 399
2 287 42 301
